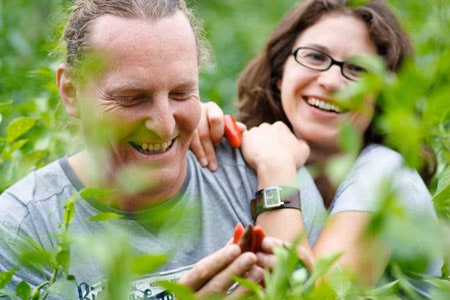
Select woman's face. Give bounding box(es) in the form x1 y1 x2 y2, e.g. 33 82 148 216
278 13 377 162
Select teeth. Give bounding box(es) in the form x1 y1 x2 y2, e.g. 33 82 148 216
306 97 342 113
134 139 174 154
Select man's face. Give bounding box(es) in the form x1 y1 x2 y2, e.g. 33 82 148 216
73 12 201 208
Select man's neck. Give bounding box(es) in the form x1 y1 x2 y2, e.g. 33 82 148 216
67 151 185 212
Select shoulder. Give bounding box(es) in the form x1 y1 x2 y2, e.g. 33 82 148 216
354 144 403 170
332 145 433 216
0 159 73 210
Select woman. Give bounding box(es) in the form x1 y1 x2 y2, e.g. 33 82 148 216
190 0 440 293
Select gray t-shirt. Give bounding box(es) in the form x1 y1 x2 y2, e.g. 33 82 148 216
307 144 441 297
0 141 320 299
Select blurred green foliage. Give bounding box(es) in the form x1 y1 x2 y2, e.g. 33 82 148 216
0 0 449 299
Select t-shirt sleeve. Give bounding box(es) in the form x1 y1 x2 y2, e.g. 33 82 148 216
330 145 434 218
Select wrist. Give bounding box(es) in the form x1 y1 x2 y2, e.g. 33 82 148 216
251 186 301 220
256 161 297 189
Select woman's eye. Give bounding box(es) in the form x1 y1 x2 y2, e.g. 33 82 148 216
345 64 367 76
302 52 327 65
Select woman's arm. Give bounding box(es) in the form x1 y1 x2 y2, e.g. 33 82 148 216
313 211 391 286
240 122 314 259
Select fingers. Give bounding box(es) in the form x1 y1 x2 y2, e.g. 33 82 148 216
190 130 208 167
227 265 265 299
179 244 241 291
256 237 315 272
195 252 258 298
236 121 247 133
194 102 225 171
204 102 225 145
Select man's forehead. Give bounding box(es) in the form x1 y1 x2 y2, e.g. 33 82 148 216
88 12 195 50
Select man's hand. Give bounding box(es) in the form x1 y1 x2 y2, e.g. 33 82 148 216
179 243 264 299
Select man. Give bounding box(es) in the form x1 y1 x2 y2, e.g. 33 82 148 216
0 0 316 298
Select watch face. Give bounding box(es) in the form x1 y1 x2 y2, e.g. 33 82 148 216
264 187 282 208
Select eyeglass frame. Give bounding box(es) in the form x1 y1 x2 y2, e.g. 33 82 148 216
290 47 368 81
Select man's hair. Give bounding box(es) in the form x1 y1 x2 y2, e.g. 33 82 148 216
61 0 210 71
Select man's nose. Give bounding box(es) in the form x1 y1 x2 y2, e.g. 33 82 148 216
144 96 176 140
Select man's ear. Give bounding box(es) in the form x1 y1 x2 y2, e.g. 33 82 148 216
56 64 79 118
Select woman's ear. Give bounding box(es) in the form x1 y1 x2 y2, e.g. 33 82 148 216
56 64 79 118
277 78 282 90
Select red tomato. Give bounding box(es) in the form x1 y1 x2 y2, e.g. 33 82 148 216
224 115 242 148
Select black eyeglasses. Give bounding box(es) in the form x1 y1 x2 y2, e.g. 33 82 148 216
291 47 368 81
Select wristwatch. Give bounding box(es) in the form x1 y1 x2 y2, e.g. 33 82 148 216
251 186 301 220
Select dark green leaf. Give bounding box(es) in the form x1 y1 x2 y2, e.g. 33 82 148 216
15 281 31 300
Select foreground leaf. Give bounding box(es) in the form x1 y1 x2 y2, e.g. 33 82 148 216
6 117 36 144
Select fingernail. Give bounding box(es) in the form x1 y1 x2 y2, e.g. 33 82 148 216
262 237 275 249
209 162 217 171
200 157 208 167
240 253 256 269
226 244 240 259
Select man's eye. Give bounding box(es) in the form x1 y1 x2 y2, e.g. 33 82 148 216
170 91 196 101
111 96 143 105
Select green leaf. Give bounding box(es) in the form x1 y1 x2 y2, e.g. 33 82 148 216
364 280 401 298
87 212 123 222
6 117 37 144
63 194 77 229
56 249 71 273
329 266 352 298
433 165 450 217
15 281 31 300
130 254 168 276
46 276 78 300
0 268 16 289
0 290 18 298
79 187 113 200
0 100 13 113
159 281 196 300
9 139 29 153
233 276 264 298
311 252 342 281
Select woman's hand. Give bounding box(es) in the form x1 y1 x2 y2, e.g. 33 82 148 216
190 102 246 171
241 121 310 188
